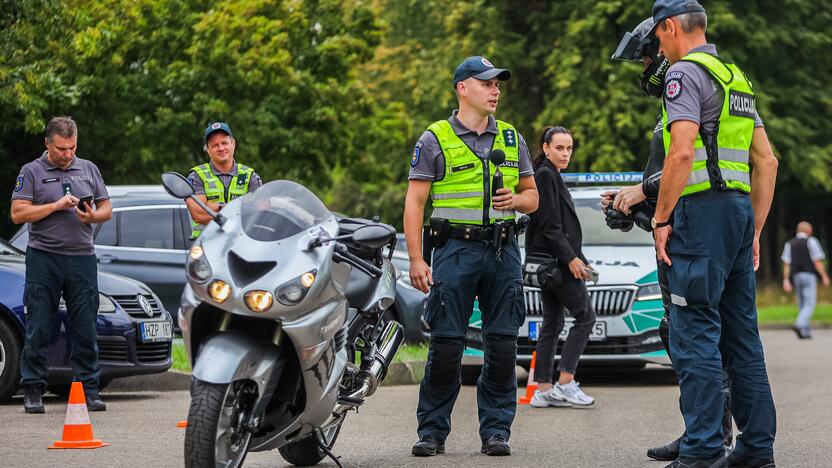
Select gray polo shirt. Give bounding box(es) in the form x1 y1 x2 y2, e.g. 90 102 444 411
12 152 109 256
409 111 534 181
187 161 262 199
664 44 763 135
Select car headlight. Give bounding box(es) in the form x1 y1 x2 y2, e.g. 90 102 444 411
636 283 662 301
98 294 116 313
209 280 232 303
187 244 212 283
245 290 273 312
276 270 316 305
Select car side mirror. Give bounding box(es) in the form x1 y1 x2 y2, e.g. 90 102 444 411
352 224 396 249
161 172 195 199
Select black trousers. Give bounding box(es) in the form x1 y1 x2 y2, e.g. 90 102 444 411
20 248 101 394
533 276 596 381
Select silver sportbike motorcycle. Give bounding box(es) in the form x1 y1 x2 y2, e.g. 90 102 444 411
161 173 403 467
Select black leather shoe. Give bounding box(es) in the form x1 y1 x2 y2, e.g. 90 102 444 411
23 385 45 414
665 455 727 468
648 434 682 461
481 434 511 456
86 394 107 412
411 435 444 456
727 452 775 468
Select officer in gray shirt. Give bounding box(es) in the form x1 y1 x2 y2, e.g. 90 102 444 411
10 116 112 414
409 110 534 182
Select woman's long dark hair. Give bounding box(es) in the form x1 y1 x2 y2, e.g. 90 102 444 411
534 125 572 169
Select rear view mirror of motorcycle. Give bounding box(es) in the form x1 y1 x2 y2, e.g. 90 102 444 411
351 224 396 249
161 172 225 227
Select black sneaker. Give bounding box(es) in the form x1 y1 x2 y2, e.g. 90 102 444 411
727 452 775 468
411 435 444 457
665 455 727 468
23 384 45 414
481 434 511 456
648 434 682 461
86 394 107 412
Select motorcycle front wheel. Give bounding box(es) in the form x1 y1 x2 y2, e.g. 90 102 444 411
278 416 344 466
185 378 257 468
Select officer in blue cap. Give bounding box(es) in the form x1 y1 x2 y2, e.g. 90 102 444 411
405 56 538 457
648 1 779 467
186 122 263 238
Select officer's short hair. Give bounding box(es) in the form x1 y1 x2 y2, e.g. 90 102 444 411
45 116 78 143
676 11 707 33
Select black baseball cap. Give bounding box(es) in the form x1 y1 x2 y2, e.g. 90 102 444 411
452 56 511 86
648 0 706 35
203 122 233 144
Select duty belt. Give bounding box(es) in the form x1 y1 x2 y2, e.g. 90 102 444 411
447 222 517 241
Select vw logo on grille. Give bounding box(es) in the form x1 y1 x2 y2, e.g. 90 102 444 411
137 295 154 317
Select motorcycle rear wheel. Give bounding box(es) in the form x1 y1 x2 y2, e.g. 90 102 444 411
185 378 255 468
278 417 344 466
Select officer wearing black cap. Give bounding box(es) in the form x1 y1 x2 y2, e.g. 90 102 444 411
405 56 538 457
186 122 262 238
607 17 735 463
649 1 779 467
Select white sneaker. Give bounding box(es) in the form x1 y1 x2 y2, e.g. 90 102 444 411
553 381 594 406
530 387 573 408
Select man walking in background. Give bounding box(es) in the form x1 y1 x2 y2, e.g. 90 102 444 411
782 221 830 339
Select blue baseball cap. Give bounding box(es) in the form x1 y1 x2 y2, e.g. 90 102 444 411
649 0 706 35
452 56 511 86
203 122 233 144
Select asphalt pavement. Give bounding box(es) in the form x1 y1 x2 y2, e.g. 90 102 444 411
1 329 829 467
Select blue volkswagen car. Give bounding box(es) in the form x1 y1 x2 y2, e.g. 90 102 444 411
0 238 173 401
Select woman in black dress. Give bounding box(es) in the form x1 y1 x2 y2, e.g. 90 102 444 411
525 126 597 408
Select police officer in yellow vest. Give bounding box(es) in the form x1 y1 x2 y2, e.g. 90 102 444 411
187 122 262 238
649 2 779 467
405 56 538 457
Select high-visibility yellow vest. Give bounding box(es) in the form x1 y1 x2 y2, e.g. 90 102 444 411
428 119 520 225
190 162 253 238
662 52 755 196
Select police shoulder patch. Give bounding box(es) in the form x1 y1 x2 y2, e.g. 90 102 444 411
411 141 424 167
14 176 24 192
502 129 516 147
665 76 683 101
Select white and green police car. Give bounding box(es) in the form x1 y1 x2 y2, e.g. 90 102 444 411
463 172 670 375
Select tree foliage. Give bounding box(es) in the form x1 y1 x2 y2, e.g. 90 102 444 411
1 0 829 279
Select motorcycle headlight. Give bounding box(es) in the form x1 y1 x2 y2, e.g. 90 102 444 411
209 280 232 303
187 244 212 283
98 294 116 313
636 283 662 301
276 270 317 306
245 290 273 312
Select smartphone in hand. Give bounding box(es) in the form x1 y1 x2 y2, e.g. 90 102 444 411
583 266 599 283
77 195 94 212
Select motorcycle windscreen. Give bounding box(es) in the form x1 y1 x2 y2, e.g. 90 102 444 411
240 180 332 242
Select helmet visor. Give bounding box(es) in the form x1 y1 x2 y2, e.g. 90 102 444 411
611 31 642 61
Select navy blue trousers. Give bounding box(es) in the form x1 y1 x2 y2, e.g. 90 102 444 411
20 248 101 394
667 192 776 459
417 238 525 442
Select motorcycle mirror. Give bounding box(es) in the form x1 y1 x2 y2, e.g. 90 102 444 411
352 224 396 249
161 172 195 199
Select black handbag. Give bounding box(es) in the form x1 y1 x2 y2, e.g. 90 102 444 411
522 253 563 288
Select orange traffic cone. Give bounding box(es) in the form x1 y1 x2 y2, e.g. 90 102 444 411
517 351 538 405
49 382 108 449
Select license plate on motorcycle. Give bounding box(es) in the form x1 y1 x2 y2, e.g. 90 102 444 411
139 320 172 343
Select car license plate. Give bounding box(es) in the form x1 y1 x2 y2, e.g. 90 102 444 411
139 320 172 342
528 319 607 342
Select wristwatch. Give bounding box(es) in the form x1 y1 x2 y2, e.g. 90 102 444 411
651 217 670 229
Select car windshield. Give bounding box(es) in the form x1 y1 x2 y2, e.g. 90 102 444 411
241 180 332 242
574 198 654 245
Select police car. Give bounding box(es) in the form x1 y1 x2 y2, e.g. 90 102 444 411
463 172 670 377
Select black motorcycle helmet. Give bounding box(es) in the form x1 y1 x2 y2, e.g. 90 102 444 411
611 17 669 98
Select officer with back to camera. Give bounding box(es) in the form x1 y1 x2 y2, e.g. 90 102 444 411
186 122 263 239
606 16 735 462
649 0 779 466
404 56 538 457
